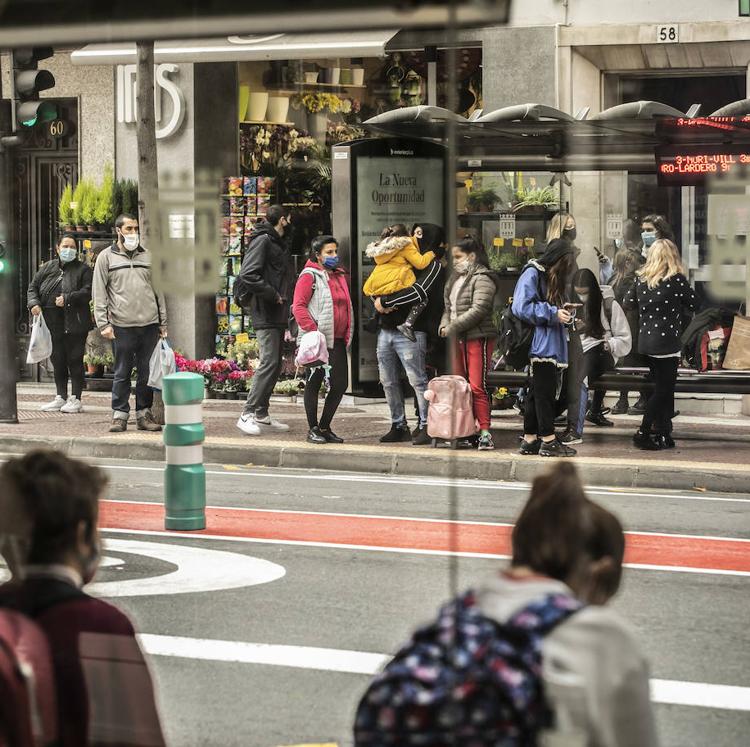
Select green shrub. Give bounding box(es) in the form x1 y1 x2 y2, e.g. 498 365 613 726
95 164 115 225
58 183 74 226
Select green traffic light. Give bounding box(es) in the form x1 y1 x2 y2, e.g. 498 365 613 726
0 259 6 273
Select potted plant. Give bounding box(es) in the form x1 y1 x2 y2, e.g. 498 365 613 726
273 378 302 401
58 183 74 232
81 181 98 232
84 352 105 377
71 180 89 231
492 387 517 410
122 180 138 217
513 185 559 215
102 351 115 374
95 164 115 230
466 188 499 213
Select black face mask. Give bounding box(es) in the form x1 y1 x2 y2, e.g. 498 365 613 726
563 227 577 242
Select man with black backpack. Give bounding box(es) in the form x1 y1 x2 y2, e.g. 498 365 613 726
235 205 296 436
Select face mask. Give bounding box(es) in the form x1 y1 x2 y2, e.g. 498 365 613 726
563 227 577 242
641 231 656 248
614 238 624 250
322 255 339 270
59 247 77 263
122 232 139 251
454 258 472 275
578 292 590 303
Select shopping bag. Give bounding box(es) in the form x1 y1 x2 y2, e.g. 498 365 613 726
723 315 750 370
26 312 53 364
147 339 177 390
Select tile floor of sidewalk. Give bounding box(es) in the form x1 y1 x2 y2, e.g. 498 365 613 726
7 384 749 466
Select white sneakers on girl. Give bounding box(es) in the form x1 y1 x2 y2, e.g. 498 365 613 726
40 395 65 411
60 396 83 414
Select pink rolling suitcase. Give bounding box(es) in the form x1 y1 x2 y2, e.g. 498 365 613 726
424 375 477 448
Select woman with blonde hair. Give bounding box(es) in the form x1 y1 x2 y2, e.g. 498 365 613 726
624 239 695 450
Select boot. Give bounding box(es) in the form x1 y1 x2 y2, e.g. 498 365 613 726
137 411 162 432
633 430 660 450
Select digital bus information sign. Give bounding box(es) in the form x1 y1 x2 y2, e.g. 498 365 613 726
656 145 750 186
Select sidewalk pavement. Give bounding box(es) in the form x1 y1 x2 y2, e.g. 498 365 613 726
3 385 749 493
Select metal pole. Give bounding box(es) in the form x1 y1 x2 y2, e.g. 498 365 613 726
162 372 206 530
0 97 19 424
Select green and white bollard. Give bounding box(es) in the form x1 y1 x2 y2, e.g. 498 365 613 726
162 372 206 530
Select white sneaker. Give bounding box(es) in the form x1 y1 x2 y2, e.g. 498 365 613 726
60 396 83 414
40 395 65 412
236 414 262 436
255 416 290 432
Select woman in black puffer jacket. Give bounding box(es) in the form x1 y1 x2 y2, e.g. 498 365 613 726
27 234 93 413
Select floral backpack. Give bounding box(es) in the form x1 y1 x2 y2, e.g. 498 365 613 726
354 591 583 747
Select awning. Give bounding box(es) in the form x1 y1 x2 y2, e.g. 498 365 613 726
71 30 400 66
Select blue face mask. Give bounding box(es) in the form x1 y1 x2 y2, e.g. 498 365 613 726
322 255 339 270
641 231 657 248
59 247 77 263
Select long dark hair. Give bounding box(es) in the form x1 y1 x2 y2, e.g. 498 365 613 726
573 268 605 339
643 214 675 242
610 248 638 299
512 462 625 595
454 236 490 269
546 251 574 307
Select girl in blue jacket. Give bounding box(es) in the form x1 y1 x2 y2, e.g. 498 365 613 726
512 239 577 457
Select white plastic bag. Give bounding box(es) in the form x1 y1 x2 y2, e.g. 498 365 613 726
148 339 177 390
294 330 329 368
26 312 53 364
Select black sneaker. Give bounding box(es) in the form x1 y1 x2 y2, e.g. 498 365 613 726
586 411 614 427
380 424 412 443
628 396 647 415
396 323 417 342
307 426 328 444
610 398 629 415
653 433 675 449
540 438 577 457
519 438 541 455
633 430 661 450
320 428 344 444
410 424 421 439
559 427 583 445
412 427 432 446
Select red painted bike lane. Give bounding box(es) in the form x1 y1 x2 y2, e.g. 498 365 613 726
99 500 750 575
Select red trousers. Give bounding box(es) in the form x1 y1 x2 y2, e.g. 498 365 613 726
453 337 495 430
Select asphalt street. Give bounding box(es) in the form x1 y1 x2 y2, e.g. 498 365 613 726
2 456 749 746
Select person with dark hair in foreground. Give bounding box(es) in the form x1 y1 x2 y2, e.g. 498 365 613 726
0 450 165 747
355 462 658 747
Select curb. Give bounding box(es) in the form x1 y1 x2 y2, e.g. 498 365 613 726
0 433 747 494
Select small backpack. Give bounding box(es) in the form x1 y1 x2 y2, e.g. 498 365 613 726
295 330 329 368
496 267 542 371
354 591 583 747
0 609 58 747
424 375 476 443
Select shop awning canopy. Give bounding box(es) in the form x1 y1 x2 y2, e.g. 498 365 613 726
362 101 750 173
71 30 401 65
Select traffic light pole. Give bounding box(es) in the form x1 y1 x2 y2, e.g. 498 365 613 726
0 101 19 424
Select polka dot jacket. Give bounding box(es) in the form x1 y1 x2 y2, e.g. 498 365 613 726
623 273 696 356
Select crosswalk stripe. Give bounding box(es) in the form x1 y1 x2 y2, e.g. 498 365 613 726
138 634 750 712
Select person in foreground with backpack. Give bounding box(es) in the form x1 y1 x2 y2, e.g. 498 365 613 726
292 235 353 444
236 205 296 437
438 237 499 451
511 239 578 457
354 461 658 747
0 450 165 747
569 269 632 433
623 239 696 450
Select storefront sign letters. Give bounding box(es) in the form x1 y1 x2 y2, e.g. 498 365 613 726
116 63 186 140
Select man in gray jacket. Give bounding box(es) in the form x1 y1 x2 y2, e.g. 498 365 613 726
93 213 167 432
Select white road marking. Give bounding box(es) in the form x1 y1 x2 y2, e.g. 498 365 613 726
138 633 750 712
93 462 750 504
87 539 285 597
100 528 750 577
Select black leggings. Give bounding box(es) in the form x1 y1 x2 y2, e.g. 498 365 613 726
304 339 348 430
641 357 678 435
50 331 87 399
524 361 558 438
583 346 615 414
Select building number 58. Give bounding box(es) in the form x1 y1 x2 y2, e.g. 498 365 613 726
657 25 679 43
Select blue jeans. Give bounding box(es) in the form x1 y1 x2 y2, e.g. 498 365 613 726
111 324 159 417
377 328 428 428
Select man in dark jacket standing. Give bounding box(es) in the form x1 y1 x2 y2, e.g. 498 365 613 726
236 205 295 436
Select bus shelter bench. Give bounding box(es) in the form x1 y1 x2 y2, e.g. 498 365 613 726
486 368 750 396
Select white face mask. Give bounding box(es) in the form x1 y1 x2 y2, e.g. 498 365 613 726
578 292 590 303
122 232 139 251
454 258 472 275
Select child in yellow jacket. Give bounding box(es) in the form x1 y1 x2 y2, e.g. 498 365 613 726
363 225 436 341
